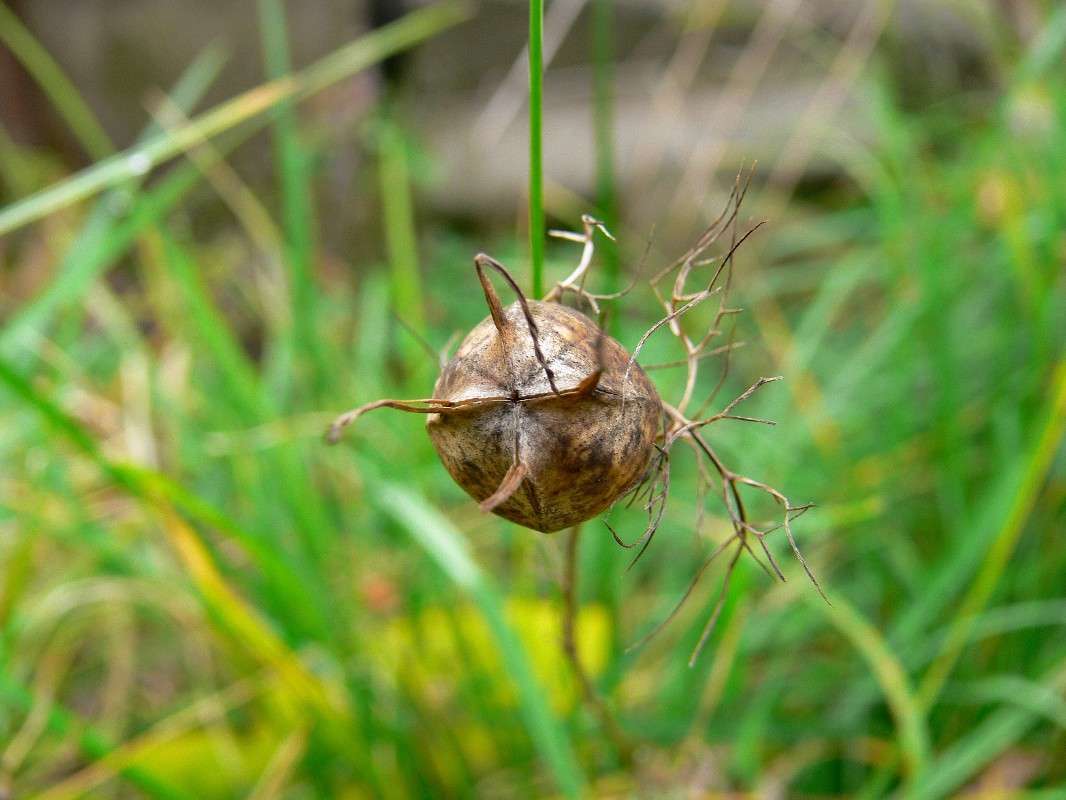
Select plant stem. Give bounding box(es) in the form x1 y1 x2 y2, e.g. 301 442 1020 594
258 0 327 395
528 0 545 297
562 524 635 765
592 0 619 306
378 114 426 340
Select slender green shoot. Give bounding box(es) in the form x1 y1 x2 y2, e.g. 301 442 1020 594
378 115 426 338
528 0 545 297
258 0 325 393
592 0 619 300
812 593 931 789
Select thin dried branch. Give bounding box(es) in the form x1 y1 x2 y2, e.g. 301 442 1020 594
326 396 509 444
625 533 739 654
607 444 670 570
546 215 614 296
665 376 782 448
642 341 745 372
622 218 764 406
391 311 442 367
689 541 745 666
612 171 824 664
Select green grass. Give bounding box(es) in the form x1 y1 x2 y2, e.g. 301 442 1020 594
257 0 330 397
1 3 1065 798
0 0 469 237
376 115 427 345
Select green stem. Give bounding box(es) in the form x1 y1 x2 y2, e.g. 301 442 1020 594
528 0 545 297
592 0 619 305
258 0 326 395
378 112 426 342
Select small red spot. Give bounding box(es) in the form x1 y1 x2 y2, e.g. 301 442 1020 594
360 575 399 614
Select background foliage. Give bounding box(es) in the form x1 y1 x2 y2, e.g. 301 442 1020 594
1 0 1065 797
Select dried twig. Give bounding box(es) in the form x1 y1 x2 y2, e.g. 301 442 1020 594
610 166 824 664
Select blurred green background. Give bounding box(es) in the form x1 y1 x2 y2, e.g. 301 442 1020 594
1 0 1065 797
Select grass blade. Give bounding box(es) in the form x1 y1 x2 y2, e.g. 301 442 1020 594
374 479 585 798
811 593 930 788
156 232 335 586
160 514 347 723
0 2 112 159
378 116 426 341
592 0 618 298
160 232 266 415
0 45 227 357
0 0 471 237
914 659 1066 799
0 671 193 800
918 359 1066 707
30 676 261 800
257 0 325 391
0 357 327 640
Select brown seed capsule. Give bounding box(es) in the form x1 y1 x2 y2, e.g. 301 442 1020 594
429 273 661 531
327 253 661 533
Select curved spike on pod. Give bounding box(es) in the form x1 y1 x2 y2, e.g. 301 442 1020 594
473 253 559 394
325 395 510 444
478 460 529 513
474 253 508 333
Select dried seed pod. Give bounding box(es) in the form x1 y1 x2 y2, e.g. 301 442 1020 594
329 253 661 533
429 267 661 532
329 187 823 663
